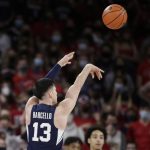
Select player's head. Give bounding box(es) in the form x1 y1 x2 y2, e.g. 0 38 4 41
64 137 82 150
33 78 57 104
86 126 106 150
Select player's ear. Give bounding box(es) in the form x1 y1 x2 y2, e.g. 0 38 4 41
48 90 53 98
88 138 91 144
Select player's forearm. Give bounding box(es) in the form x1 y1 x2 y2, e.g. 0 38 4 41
45 64 61 79
65 65 91 100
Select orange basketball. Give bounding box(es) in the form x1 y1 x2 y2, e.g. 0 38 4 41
102 4 128 30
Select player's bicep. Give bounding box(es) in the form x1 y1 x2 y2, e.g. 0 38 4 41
65 84 80 100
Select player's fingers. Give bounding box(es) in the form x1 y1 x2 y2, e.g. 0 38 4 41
67 55 74 60
99 72 102 79
99 68 104 73
67 61 72 64
97 71 102 80
67 52 75 58
91 72 94 79
95 71 100 80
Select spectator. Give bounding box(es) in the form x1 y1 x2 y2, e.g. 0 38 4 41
137 46 150 87
0 31 11 56
127 105 150 150
104 57 134 96
74 95 96 131
106 123 126 150
85 126 109 150
126 141 137 150
139 81 150 105
12 58 33 95
0 131 6 150
63 114 85 142
64 137 83 150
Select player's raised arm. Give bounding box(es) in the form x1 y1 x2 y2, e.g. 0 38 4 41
26 52 75 107
25 52 75 125
45 52 75 79
58 64 104 115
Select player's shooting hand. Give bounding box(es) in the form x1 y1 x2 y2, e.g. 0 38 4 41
88 64 104 80
57 52 75 67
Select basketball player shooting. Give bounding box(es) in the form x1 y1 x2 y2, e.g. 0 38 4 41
25 52 104 150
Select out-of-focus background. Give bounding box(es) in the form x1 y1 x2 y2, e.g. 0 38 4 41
0 0 150 150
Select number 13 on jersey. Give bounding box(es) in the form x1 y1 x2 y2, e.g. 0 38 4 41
32 122 51 142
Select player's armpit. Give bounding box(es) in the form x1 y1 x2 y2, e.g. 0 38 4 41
25 96 39 108
56 98 75 116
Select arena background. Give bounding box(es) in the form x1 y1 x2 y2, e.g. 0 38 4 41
0 0 150 150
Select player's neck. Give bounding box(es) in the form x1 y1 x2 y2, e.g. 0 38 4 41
90 147 102 150
39 96 53 105
39 101 52 105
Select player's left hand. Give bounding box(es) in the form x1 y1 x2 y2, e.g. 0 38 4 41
57 52 75 67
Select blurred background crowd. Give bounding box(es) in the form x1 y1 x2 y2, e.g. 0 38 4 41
0 0 150 150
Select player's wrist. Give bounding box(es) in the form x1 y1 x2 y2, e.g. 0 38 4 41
57 61 64 67
56 61 63 68
85 64 93 70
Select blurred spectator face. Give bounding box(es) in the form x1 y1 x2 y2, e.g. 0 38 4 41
103 105 113 113
126 108 137 123
67 142 82 150
0 109 10 129
0 117 10 129
106 114 117 125
33 53 44 71
17 59 28 74
14 15 24 29
1 82 11 96
64 137 82 150
78 40 88 51
139 107 150 122
51 31 62 44
114 77 125 93
126 142 136 150
106 124 117 136
78 55 88 68
0 139 6 150
0 131 6 149
34 53 43 66
88 130 104 150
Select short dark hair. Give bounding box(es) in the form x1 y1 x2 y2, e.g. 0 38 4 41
85 125 107 144
64 137 82 145
33 78 54 99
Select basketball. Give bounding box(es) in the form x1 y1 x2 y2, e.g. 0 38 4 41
102 4 128 30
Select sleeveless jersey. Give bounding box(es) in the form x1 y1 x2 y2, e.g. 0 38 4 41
26 104 64 150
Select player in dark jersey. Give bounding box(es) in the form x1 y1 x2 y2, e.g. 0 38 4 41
25 52 104 150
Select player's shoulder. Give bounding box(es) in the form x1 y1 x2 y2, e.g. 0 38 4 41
29 96 38 101
26 96 38 107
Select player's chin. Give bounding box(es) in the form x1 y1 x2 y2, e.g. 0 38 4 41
94 144 102 149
